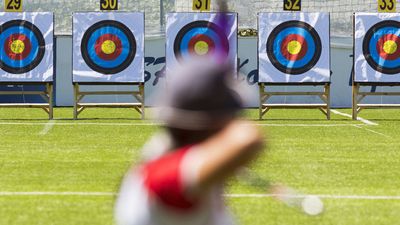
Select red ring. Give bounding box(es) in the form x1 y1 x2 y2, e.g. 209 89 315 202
4 34 32 60
377 34 400 60
188 34 215 56
280 34 308 61
94 34 122 61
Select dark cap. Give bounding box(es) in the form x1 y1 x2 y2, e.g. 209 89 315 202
158 59 242 130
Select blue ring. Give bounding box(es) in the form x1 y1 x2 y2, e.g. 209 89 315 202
362 20 400 75
272 27 315 69
0 26 39 68
179 27 223 59
266 20 322 75
86 26 130 69
369 26 400 68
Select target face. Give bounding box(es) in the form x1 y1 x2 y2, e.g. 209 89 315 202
173 20 230 62
81 20 136 75
0 20 45 74
266 20 322 75
166 13 238 76
362 20 400 75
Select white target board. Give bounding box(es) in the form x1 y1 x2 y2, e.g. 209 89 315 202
73 12 144 83
166 13 238 75
354 13 400 83
0 12 53 82
258 12 330 83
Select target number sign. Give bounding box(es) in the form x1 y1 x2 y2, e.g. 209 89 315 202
283 0 301 11
378 0 396 12
192 0 211 12
4 0 23 12
100 0 118 10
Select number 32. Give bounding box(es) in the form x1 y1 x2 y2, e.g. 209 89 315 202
284 0 300 10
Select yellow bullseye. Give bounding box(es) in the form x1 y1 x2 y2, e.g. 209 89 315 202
383 40 397 54
10 40 25 54
194 41 209 55
287 40 302 55
101 40 116 55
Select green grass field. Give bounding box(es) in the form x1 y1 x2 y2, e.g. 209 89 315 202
1 107 399 225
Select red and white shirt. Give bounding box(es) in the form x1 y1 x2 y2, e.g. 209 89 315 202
115 145 235 225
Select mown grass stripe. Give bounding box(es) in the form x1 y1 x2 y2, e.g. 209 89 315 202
2 192 400 200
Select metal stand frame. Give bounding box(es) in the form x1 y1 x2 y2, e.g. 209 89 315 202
73 82 145 120
259 83 331 120
0 82 54 119
352 82 400 120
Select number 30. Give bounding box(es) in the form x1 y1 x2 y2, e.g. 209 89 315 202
101 0 117 9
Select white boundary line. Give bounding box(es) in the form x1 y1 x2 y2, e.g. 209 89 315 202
39 120 55 135
1 192 400 200
331 110 378 126
0 122 365 127
0 122 162 126
352 125 390 138
0 192 115 196
225 194 400 200
254 124 363 127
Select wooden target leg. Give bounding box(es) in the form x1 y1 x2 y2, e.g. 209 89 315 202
259 83 264 120
352 83 358 120
140 83 145 120
47 83 54 120
325 84 331 120
73 83 79 120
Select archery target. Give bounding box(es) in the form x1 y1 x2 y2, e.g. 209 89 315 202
173 20 230 62
266 21 322 75
0 12 53 82
259 13 330 83
355 13 400 82
166 13 237 76
73 13 144 83
81 20 136 75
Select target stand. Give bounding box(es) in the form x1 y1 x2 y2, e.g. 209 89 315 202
259 82 331 120
352 83 400 120
0 82 54 119
0 12 54 119
72 12 145 120
353 13 400 120
72 82 144 120
258 12 331 120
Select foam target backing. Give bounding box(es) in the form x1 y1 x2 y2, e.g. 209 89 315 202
354 13 400 83
166 13 237 76
258 12 330 83
73 12 144 83
0 12 53 82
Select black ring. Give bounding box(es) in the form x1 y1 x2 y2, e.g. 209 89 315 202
0 20 45 74
81 20 136 75
266 20 322 75
173 20 229 62
362 20 400 75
